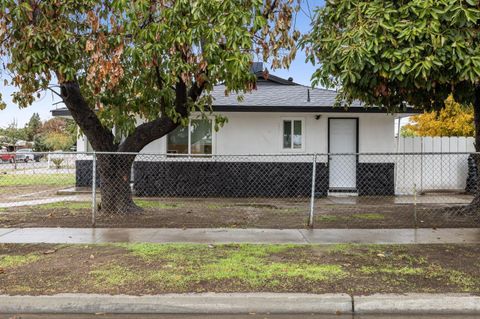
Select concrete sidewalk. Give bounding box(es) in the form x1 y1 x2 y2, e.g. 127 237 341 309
0 227 479 244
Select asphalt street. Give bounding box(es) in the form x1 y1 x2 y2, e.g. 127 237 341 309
1 314 479 319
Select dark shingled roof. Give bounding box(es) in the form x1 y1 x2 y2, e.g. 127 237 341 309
209 72 416 113
51 71 418 117
211 75 364 111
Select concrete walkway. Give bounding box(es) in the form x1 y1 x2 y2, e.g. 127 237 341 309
0 227 479 244
0 196 84 208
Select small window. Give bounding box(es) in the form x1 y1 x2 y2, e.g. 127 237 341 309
167 119 213 155
283 119 303 150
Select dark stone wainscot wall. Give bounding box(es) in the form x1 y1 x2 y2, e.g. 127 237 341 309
76 160 100 187
75 159 399 197
356 162 395 196
133 161 330 198
466 155 478 194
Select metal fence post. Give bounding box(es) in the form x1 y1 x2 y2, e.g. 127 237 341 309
92 152 97 228
308 153 317 228
413 183 418 228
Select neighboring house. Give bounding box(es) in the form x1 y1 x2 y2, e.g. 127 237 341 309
52 64 417 197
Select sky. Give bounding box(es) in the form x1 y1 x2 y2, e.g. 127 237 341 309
0 0 323 128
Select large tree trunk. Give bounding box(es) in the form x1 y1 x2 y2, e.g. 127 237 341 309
60 79 204 215
96 153 140 214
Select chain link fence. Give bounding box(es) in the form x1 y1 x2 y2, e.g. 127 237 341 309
0 152 90 226
0 151 478 228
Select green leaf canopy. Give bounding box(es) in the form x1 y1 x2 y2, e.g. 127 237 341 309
0 0 299 139
304 0 480 111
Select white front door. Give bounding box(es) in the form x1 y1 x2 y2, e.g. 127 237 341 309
329 119 357 190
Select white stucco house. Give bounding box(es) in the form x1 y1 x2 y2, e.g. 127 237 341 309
52 65 417 197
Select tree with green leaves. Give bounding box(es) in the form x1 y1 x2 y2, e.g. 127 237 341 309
0 120 26 147
305 0 480 210
0 0 300 213
25 113 41 141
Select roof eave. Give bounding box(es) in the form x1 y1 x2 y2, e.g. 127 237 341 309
51 105 421 118
212 105 420 114
51 109 73 118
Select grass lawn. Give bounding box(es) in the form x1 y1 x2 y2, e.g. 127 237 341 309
0 243 479 295
0 174 75 187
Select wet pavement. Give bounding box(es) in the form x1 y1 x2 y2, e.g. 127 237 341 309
1 314 479 319
0 227 479 244
320 193 473 205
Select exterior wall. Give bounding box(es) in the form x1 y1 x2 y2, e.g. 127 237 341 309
77 134 87 153
133 161 329 198
77 112 395 155
75 112 397 196
135 112 396 156
357 115 395 153
357 163 395 196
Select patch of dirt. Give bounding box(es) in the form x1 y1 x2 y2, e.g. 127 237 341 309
1 244 479 295
268 244 480 295
1 199 479 229
0 243 53 255
0 244 130 295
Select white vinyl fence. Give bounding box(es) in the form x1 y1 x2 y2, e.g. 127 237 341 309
395 137 475 193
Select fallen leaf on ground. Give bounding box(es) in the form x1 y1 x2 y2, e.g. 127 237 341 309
43 249 57 255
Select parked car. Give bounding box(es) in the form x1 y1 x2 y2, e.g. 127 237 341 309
0 149 15 163
15 148 35 162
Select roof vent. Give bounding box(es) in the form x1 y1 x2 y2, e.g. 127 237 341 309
307 89 311 102
288 77 293 82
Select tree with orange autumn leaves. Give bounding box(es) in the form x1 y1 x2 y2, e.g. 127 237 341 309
0 0 300 214
402 96 475 137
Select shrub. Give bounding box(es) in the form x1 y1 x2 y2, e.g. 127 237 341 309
52 158 64 169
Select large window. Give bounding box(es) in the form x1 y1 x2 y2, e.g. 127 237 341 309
167 119 213 155
283 119 303 150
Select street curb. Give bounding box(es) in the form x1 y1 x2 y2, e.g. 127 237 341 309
1 293 480 314
0 293 352 314
354 293 480 314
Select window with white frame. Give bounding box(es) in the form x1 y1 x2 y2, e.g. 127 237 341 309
283 119 303 150
167 119 213 155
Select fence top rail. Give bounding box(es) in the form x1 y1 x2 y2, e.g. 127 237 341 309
1 151 479 156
